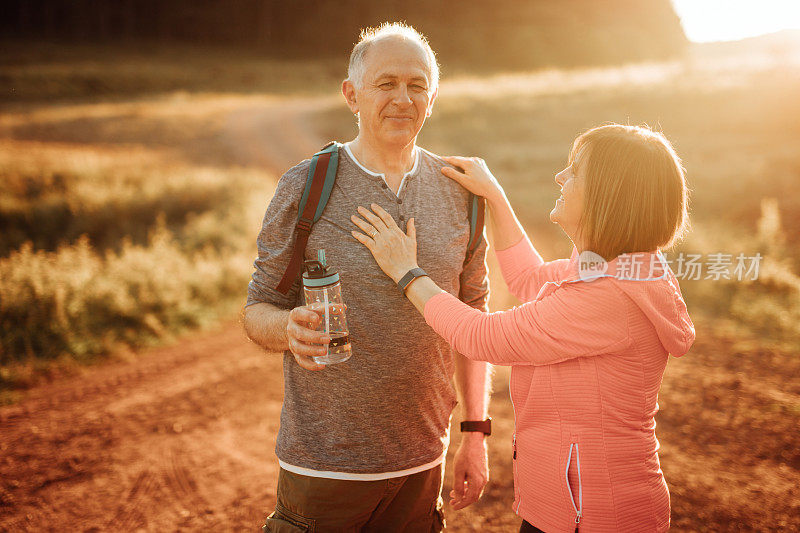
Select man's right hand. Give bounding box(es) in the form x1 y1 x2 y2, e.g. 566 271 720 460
286 305 331 371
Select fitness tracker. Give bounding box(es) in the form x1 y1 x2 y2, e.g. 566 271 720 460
397 267 428 294
460 417 492 436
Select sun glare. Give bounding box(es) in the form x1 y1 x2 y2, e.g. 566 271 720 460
672 0 800 42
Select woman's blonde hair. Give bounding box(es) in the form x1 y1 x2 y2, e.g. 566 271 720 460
570 124 689 261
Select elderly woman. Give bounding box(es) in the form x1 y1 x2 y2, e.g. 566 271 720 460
350 124 695 533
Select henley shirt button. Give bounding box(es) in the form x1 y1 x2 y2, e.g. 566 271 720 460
397 198 403 204
381 183 388 189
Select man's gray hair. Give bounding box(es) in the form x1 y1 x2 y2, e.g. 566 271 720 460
347 22 440 91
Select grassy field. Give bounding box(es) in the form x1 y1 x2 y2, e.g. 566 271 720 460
1 38 799 529
0 94 287 398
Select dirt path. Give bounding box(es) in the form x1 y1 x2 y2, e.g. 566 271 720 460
0 321 285 531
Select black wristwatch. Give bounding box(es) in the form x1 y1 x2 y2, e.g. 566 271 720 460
460 417 492 436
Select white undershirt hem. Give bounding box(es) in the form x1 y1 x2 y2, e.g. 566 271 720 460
278 451 446 481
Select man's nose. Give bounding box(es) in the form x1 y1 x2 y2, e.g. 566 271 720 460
393 85 413 105
554 169 566 186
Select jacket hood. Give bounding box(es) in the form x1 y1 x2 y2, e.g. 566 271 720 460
567 247 696 357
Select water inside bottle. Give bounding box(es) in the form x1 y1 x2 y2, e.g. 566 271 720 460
313 331 351 365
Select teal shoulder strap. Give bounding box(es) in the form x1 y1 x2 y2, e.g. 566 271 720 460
274 141 340 295
299 141 340 222
465 193 486 264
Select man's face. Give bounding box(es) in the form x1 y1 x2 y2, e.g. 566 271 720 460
343 37 437 147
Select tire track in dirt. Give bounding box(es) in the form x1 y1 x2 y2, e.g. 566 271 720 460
159 444 222 529
104 470 160 531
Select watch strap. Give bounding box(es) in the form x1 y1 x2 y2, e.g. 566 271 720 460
397 267 428 294
460 417 492 436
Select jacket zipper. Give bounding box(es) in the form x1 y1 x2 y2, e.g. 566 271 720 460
513 433 522 513
566 442 583 532
510 373 522 513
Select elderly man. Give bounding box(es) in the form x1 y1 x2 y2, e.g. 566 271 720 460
243 22 491 532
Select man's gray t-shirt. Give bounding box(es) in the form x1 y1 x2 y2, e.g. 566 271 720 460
247 145 489 474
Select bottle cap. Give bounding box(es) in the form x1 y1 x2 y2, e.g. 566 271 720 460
302 249 340 287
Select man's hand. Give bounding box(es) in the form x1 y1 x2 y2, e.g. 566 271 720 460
449 433 489 510
286 305 331 371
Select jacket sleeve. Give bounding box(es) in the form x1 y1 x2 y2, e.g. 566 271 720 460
245 161 309 310
423 280 631 366
495 235 572 302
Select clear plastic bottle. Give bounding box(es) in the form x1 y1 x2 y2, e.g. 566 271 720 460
302 250 352 365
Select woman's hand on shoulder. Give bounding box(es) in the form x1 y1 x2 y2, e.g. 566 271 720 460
441 156 505 201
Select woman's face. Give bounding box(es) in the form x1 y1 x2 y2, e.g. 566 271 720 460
549 148 587 245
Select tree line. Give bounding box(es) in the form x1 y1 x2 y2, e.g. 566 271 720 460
1 0 687 69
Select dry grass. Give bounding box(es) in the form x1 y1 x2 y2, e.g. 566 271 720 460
0 107 277 393
0 140 250 253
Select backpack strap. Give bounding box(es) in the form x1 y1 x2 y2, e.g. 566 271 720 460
275 142 340 295
464 193 486 265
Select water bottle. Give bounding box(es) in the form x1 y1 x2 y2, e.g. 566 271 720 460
302 250 352 365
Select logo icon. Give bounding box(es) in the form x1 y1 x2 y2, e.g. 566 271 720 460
578 250 608 282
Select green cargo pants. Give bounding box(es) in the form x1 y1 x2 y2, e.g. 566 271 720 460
262 464 445 532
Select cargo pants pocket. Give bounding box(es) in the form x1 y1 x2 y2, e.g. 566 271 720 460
262 503 315 532
402 495 445 533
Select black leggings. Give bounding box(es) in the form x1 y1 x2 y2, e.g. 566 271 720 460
519 520 547 533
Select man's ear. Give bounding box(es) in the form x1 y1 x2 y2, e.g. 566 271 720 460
342 79 359 115
426 86 439 118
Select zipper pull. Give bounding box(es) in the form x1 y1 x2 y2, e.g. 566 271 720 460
513 435 517 460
